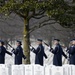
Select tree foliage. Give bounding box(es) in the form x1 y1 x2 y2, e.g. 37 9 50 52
0 0 75 28
0 0 75 64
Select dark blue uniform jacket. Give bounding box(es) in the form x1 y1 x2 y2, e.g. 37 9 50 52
31 44 47 66
12 46 26 65
50 44 67 66
0 46 12 64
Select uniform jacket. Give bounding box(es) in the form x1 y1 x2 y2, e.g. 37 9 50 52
68 45 75 65
0 46 12 64
50 44 67 66
31 44 47 66
12 46 26 65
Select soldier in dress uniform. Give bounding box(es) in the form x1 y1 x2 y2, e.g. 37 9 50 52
67 39 75 65
0 40 12 64
48 39 67 66
12 40 26 65
30 39 47 66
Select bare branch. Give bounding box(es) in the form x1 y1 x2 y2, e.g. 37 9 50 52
14 11 25 18
32 15 46 19
29 9 46 19
29 19 59 33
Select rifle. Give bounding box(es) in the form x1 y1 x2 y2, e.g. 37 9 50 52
6 41 15 50
43 42 50 47
29 44 35 49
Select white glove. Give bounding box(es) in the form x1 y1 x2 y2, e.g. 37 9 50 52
30 46 33 49
48 46 51 50
12 53 15 57
11 48 13 50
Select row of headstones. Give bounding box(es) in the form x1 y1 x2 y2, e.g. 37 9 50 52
0 64 75 75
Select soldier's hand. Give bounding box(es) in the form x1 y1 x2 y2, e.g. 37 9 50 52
49 48 53 52
24 58 26 60
48 46 51 50
45 56 48 59
11 48 15 52
24 56 26 60
11 48 14 50
12 53 14 57
30 46 33 49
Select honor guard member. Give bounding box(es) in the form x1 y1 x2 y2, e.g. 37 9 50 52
65 40 73 63
68 39 75 65
12 40 26 65
0 40 12 64
49 39 67 66
30 39 47 66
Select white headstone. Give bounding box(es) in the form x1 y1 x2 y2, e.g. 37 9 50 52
45 65 54 75
24 65 33 75
0 64 9 75
63 64 71 75
11 65 24 75
70 65 75 75
33 65 45 75
5 64 12 75
51 66 63 75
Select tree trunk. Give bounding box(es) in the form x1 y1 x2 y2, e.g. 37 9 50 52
23 18 30 64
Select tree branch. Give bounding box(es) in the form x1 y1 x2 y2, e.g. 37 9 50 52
14 11 25 18
29 20 59 33
32 14 46 19
29 9 46 19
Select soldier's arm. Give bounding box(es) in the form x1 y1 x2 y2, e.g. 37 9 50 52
22 54 26 59
0 48 2 54
66 47 69 53
12 48 19 55
22 49 26 59
50 47 59 54
44 52 47 59
6 50 12 56
62 51 67 59
31 47 40 54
